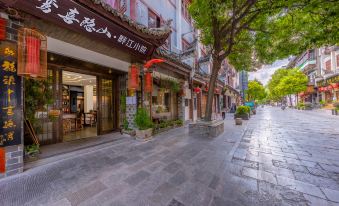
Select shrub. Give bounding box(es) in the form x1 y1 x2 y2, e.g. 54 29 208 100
333 102 339 109
304 102 312 108
245 106 251 113
236 106 249 115
319 100 326 105
175 119 184 126
134 108 153 130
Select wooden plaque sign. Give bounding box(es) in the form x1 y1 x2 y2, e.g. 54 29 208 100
14 0 155 58
0 43 22 147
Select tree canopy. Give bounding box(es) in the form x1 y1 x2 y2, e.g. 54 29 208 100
189 0 339 70
267 68 308 103
188 0 338 121
247 80 266 102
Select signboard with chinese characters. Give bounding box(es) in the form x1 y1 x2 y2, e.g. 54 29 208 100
0 43 22 147
14 0 154 58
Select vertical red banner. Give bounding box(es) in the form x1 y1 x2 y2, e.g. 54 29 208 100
0 148 5 173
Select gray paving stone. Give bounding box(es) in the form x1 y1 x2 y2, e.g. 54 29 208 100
163 162 182 174
321 187 339 203
242 167 277 185
168 171 187 186
277 175 326 198
124 170 150 186
66 181 107 206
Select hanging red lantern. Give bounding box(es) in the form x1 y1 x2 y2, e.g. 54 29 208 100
215 88 220 94
17 28 47 79
194 87 201 93
0 18 6 40
144 72 153 93
331 83 339 89
204 83 209 92
128 64 139 90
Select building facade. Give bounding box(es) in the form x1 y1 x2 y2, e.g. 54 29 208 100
0 0 240 178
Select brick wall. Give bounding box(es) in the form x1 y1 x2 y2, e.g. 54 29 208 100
0 14 24 179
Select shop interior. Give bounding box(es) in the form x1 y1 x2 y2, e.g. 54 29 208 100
62 71 97 141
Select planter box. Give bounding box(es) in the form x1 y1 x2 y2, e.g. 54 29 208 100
135 128 153 140
235 118 242 125
122 129 136 136
189 120 224 138
234 113 249 120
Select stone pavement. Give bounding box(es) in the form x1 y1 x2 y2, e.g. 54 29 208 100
1 107 339 206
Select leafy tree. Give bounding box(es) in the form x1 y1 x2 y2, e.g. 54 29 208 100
267 68 289 101
189 0 338 121
246 80 266 101
276 69 308 105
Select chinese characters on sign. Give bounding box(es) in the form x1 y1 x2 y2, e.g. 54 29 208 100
21 0 154 56
0 44 22 147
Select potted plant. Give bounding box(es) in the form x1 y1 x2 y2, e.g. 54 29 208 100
333 102 339 115
319 100 326 107
235 118 242 125
24 144 40 160
234 106 249 120
134 108 153 139
304 102 313 110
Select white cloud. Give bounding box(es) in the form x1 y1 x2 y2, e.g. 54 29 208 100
249 58 289 85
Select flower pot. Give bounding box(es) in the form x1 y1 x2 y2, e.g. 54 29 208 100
234 113 249 120
235 118 242 125
135 128 153 139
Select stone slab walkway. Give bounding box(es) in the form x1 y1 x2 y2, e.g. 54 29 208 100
1 107 339 206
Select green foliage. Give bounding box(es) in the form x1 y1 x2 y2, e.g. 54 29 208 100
267 68 308 102
236 106 249 115
247 80 266 101
170 80 180 93
24 144 40 156
123 118 129 130
297 102 305 109
120 92 126 113
134 108 153 130
319 100 326 105
189 0 338 70
24 77 54 128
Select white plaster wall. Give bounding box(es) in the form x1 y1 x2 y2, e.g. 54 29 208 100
84 85 94 113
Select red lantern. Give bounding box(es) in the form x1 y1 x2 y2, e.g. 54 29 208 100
204 83 209 92
215 88 220 94
129 65 139 90
0 18 6 40
17 28 47 79
194 87 201 93
144 72 153 93
318 87 323 92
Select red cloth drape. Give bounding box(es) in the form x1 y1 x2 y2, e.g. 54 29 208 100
144 72 152 93
25 36 41 77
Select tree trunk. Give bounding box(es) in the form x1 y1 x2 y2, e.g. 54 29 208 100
204 58 222 121
289 95 292 107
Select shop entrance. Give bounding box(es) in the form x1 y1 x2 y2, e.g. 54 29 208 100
62 71 98 141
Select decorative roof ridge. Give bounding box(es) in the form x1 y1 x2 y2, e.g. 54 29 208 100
155 48 193 71
91 0 171 38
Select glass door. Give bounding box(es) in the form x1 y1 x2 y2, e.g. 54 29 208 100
98 77 115 134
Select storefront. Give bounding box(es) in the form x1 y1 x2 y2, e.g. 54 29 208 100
0 0 169 177
317 74 339 103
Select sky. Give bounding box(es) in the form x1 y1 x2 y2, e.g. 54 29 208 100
248 58 290 86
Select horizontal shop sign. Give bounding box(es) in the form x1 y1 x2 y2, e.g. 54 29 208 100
14 0 154 58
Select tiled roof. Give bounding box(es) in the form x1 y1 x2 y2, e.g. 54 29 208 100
90 0 171 38
155 48 193 71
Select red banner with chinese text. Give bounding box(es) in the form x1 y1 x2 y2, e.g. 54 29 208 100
144 72 153 93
